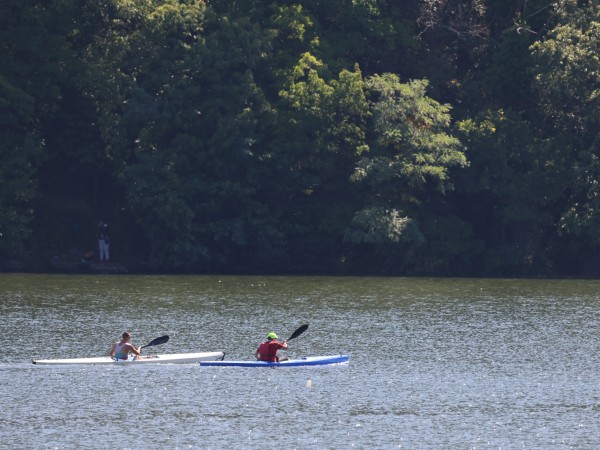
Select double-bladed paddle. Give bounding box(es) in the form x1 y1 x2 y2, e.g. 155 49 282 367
141 335 169 349
286 324 308 341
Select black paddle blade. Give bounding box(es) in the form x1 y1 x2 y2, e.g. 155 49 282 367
142 335 170 348
287 324 308 341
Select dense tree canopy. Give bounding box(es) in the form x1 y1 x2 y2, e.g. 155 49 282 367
1 0 599 276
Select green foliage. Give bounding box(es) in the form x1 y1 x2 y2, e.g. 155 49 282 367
279 54 368 157
354 74 466 197
344 207 424 244
272 54 370 268
532 0 599 132
343 73 467 273
273 4 313 43
0 0 79 261
1 0 599 276
454 109 559 275
0 99 40 259
532 0 600 251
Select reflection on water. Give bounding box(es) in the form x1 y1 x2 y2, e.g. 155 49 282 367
1 274 600 448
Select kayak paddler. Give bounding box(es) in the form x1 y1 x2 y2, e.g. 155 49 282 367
110 331 142 360
255 332 288 362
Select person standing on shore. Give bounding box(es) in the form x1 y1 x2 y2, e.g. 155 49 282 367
97 221 110 262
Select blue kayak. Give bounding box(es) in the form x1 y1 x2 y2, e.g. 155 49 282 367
199 354 349 367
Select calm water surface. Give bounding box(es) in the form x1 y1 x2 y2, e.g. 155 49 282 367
1 274 600 449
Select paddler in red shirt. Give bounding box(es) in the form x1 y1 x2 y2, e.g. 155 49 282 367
255 332 288 362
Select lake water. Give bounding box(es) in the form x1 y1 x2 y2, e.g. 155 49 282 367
1 274 600 449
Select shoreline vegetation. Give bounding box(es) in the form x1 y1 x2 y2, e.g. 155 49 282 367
1 1 599 278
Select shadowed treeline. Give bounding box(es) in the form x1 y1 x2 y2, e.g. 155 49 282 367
1 0 598 276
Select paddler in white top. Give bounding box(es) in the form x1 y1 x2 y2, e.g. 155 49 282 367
110 331 142 360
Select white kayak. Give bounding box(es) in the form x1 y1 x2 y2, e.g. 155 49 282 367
32 351 225 365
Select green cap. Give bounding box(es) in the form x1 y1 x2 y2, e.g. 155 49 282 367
267 332 278 339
